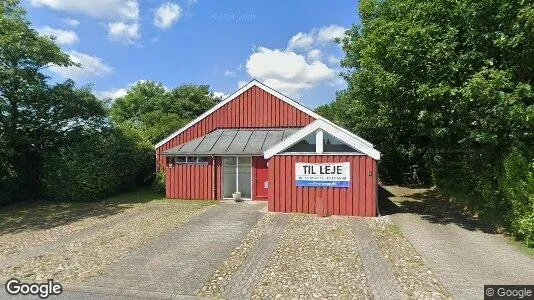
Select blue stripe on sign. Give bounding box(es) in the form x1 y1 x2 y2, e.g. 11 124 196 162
296 180 350 188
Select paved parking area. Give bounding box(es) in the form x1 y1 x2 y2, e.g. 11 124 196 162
83 202 265 296
1 187 532 299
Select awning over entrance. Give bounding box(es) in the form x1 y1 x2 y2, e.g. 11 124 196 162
163 128 300 156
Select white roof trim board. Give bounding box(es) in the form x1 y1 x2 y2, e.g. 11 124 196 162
263 120 381 160
154 79 374 149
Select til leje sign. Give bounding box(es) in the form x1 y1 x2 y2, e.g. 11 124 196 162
295 162 350 188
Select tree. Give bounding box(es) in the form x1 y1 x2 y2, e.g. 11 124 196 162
320 0 533 234
110 81 219 144
0 0 107 201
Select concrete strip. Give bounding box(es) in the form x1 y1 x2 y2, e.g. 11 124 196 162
222 213 289 299
351 219 405 300
84 202 265 296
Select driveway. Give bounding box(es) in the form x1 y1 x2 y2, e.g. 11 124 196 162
384 186 534 299
1 188 532 299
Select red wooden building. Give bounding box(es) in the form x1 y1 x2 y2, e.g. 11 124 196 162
155 80 381 217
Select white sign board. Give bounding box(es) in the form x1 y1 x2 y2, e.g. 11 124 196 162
295 162 350 188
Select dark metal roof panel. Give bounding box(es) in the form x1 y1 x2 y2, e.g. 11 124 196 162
226 130 253 153
194 130 223 153
209 130 237 153
243 130 268 153
262 130 284 150
163 128 301 155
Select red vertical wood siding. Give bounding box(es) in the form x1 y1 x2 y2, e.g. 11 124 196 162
156 86 315 166
268 155 378 217
158 86 315 200
165 157 223 200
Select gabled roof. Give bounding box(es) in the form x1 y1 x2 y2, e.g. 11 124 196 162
163 128 299 156
264 120 381 160
154 79 374 149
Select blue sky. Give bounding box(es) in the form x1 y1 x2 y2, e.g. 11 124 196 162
24 0 360 108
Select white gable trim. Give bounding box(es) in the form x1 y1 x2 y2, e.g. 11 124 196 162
154 79 374 149
263 120 381 160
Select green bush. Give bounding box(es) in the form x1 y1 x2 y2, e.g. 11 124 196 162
151 170 166 195
41 127 154 201
501 149 534 247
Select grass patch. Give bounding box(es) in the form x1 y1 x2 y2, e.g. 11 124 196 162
506 236 534 257
386 224 403 236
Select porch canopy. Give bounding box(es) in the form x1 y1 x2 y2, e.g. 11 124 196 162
163 128 299 156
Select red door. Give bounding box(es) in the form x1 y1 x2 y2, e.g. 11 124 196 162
253 157 269 200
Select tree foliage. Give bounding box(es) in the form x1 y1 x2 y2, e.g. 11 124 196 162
41 127 153 201
110 81 219 144
0 1 151 203
319 0 534 242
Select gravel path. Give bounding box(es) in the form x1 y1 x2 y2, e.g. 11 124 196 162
252 214 373 299
83 202 265 296
0 204 142 258
391 210 534 299
0 201 212 284
386 186 534 299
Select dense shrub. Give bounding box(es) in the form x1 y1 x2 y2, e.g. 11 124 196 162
151 170 166 195
501 149 534 247
41 127 153 201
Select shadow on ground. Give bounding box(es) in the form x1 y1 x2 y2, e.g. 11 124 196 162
379 185 497 233
0 189 161 235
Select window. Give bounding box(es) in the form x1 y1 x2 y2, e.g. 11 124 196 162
197 156 210 163
323 133 359 153
168 156 210 166
283 132 316 152
167 156 175 167
281 130 361 154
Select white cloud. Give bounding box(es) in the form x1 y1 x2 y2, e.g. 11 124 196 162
317 25 346 42
29 0 139 21
307 49 322 61
287 32 314 51
213 91 229 99
246 47 335 97
61 18 80 27
238 81 248 88
50 50 112 80
107 22 140 44
224 70 236 77
37 26 79 45
154 2 182 29
327 55 341 65
286 25 346 51
95 88 128 100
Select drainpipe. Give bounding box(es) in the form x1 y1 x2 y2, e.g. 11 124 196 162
211 155 216 200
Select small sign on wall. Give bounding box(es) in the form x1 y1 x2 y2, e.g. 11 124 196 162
295 162 350 188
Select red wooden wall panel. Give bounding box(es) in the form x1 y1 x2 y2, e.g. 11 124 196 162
268 155 378 217
158 85 316 200
156 86 315 166
165 157 222 200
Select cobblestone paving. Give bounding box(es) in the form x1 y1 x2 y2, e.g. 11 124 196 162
0 204 144 257
0 201 212 284
251 214 373 299
350 219 404 299
199 213 289 299
366 216 450 299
